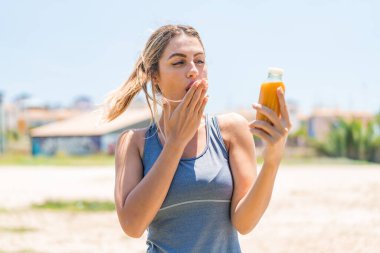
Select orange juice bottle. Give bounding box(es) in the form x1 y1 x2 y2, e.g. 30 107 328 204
256 67 286 124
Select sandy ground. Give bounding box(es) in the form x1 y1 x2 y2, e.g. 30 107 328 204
0 164 379 253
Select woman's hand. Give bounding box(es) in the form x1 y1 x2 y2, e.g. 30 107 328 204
249 87 292 166
162 79 209 149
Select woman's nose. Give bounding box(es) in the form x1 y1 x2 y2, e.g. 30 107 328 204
187 62 199 78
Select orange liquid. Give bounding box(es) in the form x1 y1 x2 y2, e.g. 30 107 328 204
256 81 285 124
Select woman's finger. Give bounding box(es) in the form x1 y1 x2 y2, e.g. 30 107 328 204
252 103 284 132
162 101 171 123
188 82 206 111
181 79 202 108
197 95 209 117
277 87 292 130
193 85 208 112
188 79 207 110
250 120 282 139
250 128 273 144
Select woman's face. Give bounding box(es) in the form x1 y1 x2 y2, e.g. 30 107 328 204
155 33 208 101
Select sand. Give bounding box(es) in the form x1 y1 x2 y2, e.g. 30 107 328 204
0 164 379 253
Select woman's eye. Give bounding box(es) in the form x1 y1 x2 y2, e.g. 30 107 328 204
172 59 204 66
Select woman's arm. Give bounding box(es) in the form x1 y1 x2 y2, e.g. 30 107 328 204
232 156 280 234
220 113 263 235
114 129 185 238
230 87 292 234
229 117 286 234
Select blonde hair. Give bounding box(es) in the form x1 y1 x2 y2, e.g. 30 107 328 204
105 24 205 139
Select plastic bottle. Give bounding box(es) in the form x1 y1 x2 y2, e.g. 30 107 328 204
256 67 286 124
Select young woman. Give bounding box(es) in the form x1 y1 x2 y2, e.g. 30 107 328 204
108 24 292 253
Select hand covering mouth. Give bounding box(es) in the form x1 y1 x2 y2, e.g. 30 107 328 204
185 81 196 92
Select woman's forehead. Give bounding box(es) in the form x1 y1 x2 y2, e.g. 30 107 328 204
163 34 204 58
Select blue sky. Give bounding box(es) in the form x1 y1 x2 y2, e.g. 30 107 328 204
1 0 379 115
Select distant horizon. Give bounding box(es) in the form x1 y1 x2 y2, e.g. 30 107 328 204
2 91 378 118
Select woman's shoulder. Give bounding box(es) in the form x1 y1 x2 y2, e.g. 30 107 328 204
214 112 249 131
213 112 249 149
117 126 151 160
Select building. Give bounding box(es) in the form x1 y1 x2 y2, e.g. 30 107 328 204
307 108 374 140
30 106 152 156
4 97 85 135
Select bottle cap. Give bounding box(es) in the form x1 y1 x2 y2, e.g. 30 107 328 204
268 67 284 76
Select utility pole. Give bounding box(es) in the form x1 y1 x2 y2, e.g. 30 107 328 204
0 92 5 154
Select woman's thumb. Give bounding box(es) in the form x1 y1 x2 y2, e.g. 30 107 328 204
162 100 170 121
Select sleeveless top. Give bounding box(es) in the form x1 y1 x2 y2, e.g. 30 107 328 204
142 113 242 253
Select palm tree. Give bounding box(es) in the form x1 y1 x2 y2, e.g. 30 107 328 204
313 116 380 163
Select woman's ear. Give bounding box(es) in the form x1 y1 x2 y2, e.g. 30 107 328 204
151 73 158 85
152 73 161 88
151 74 161 93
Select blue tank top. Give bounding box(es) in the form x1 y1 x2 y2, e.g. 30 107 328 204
142 113 242 253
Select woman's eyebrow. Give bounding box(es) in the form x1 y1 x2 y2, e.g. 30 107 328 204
167 52 204 60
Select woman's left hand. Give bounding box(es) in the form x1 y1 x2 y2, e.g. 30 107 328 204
249 87 292 166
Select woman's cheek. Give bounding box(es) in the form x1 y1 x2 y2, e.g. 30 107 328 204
201 65 208 79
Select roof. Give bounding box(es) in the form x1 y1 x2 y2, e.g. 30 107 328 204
30 106 153 137
23 108 83 122
310 108 374 119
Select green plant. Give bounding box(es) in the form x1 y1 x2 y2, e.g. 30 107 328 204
31 199 115 212
312 116 380 163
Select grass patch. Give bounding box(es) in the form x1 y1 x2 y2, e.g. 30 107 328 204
280 156 378 166
31 199 115 212
0 207 10 213
0 153 114 166
0 250 40 253
2 150 376 167
0 226 37 233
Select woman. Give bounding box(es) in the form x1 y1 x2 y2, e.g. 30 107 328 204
108 24 292 253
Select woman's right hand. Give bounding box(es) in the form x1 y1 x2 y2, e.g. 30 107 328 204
161 79 209 149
